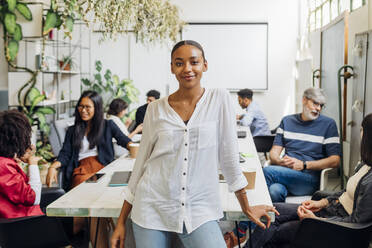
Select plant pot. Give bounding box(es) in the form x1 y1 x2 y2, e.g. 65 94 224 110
59 61 71 71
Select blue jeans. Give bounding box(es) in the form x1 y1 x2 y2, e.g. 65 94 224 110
263 166 319 202
132 221 226 248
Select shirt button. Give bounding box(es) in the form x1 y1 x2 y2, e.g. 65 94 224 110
184 158 187 161
185 143 187 146
183 172 186 176
182 203 185 206
184 129 187 132
182 187 185 190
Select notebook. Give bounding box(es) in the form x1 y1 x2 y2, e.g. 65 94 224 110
108 171 132 187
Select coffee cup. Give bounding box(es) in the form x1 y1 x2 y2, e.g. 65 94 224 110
243 169 256 190
128 143 140 158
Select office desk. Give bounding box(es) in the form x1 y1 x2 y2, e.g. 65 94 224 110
47 127 272 219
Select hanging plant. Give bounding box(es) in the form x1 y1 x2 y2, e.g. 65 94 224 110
55 0 186 44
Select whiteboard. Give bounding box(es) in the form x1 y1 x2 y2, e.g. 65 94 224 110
181 23 268 90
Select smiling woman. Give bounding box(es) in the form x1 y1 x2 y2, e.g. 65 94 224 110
45 90 133 247
110 40 277 248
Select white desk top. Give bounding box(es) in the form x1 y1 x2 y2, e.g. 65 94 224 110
47 127 272 221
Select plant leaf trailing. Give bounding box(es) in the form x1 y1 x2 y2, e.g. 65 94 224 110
82 60 140 115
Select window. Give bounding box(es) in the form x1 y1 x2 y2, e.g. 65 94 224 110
308 0 367 32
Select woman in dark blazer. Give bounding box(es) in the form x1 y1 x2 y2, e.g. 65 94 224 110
46 90 132 190
45 91 132 247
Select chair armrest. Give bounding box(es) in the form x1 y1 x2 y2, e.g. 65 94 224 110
292 218 372 248
320 168 332 190
311 190 335 201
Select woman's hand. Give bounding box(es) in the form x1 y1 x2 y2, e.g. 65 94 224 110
297 205 317 220
111 222 126 248
244 205 279 229
46 161 61 187
302 199 328 213
19 145 36 163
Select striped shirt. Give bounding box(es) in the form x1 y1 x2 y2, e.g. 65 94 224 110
274 114 341 162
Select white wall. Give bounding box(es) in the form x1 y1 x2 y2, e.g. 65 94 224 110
170 0 299 128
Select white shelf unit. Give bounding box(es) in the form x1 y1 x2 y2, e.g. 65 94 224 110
8 12 91 120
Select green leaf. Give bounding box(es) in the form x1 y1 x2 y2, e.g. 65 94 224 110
35 106 55 115
113 75 120 86
7 0 17 12
36 141 43 148
93 84 102 93
4 12 16 34
65 16 74 33
81 78 91 86
95 60 102 72
16 3 33 21
31 95 46 110
27 87 40 103
43 11 57 35
55 14 62 28
104 69 111 81
6 39 18 61
13 24 22 41
35 112 46 128
94 73 102 82
116 88 123 98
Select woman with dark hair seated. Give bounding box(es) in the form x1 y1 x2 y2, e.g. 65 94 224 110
0 110 42 218
247 113 372 248
107 98 143 139
45 90 132 247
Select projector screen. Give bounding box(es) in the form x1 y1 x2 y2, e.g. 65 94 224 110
181 23 268 91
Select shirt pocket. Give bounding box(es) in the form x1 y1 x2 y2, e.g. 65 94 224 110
198 121 217 149
153 130 175 155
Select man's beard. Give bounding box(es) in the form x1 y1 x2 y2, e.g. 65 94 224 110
303 106 319 120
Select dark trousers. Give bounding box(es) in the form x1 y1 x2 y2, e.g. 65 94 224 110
246 203 300 248
246 201 349 248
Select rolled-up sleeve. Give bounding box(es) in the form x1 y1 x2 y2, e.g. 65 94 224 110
125 104 155 204
218 90 248 192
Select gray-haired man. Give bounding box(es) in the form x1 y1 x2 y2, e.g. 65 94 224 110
264 88 341 202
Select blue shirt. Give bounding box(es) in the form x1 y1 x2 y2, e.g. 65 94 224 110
274 114 341 162
238 101 271 136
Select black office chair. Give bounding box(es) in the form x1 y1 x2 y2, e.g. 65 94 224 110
253 135 275 159
290 190 372 248
291 217 372 248
0 215 71 248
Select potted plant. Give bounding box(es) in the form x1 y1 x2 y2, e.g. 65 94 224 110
59 55 76 71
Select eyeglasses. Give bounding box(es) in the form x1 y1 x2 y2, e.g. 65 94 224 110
307 98 325 109
78 105 93 111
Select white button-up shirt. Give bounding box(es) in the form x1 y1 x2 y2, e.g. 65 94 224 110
125 88 248 233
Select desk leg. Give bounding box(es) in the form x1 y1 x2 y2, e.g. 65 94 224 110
235 221 241 248
93 217 100 248
248 221 252 248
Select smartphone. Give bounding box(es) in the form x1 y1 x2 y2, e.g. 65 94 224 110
85 173 105 183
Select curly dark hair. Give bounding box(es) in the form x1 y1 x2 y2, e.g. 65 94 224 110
0 110 31 158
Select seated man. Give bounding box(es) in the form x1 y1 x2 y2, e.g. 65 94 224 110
237 88 271 137
134 89 160 129
264 88 341 202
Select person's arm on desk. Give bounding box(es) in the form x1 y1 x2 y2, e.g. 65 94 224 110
235 188 279 229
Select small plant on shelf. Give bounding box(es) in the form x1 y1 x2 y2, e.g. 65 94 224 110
59 55 76 71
